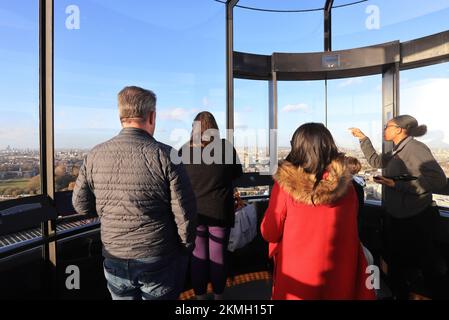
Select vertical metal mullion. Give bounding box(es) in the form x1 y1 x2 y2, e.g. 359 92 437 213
226 1 239 143
380 62 400 274
324 0 334 52
269 72 278 176
381 63 400 202
325 79 328 127
393 63 400 117
381 63 400 149
324 1 333 126
39 0 57 294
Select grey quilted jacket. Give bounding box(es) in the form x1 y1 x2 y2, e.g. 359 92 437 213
72 127 197 259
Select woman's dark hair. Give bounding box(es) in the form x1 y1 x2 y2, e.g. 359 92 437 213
190 111 220 147
392 114 427 137
286 123 342 192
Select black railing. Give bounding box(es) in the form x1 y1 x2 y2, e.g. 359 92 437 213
2 175 449 260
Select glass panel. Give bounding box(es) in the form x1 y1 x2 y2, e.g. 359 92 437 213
327 75 383 201
400 62 449 207
0 1 40 201
54 0 226 193
234 79 269 174
238 0 326 11
277 80 326 162
333 0 449 50
234 5 324 54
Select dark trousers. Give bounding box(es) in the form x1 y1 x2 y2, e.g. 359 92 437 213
386 206 447 299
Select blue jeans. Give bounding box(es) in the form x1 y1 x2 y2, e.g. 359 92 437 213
103 251 188 300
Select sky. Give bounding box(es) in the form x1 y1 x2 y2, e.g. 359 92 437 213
1 0 449 151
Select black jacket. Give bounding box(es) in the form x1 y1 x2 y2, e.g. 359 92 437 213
72 127 197 259
179 139 243 227
352 180 365 214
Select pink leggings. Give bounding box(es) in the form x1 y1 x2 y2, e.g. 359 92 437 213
190 225 230 295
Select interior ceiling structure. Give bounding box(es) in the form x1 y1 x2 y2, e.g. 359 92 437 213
213 0 368 12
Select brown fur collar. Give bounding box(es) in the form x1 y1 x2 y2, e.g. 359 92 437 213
274 157 352 206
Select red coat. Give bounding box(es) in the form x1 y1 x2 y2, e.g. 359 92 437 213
261 159 376 300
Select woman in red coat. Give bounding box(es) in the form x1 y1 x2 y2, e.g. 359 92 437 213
261 123 376 300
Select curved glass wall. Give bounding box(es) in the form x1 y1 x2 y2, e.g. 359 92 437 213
0 1 39 202
333 0 449 50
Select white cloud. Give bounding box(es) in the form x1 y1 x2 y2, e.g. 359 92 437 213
159 107 203 122
191 108 201 116
401 77 449 146
282 103 309 113
338 78 363 88
202 97 211 108
159 108 191 121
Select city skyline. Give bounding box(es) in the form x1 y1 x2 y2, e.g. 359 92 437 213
3 145 449 206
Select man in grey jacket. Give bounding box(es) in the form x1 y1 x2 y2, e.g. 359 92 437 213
72 86 197 300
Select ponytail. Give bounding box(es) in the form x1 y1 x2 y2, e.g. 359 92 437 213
408 124 427 137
